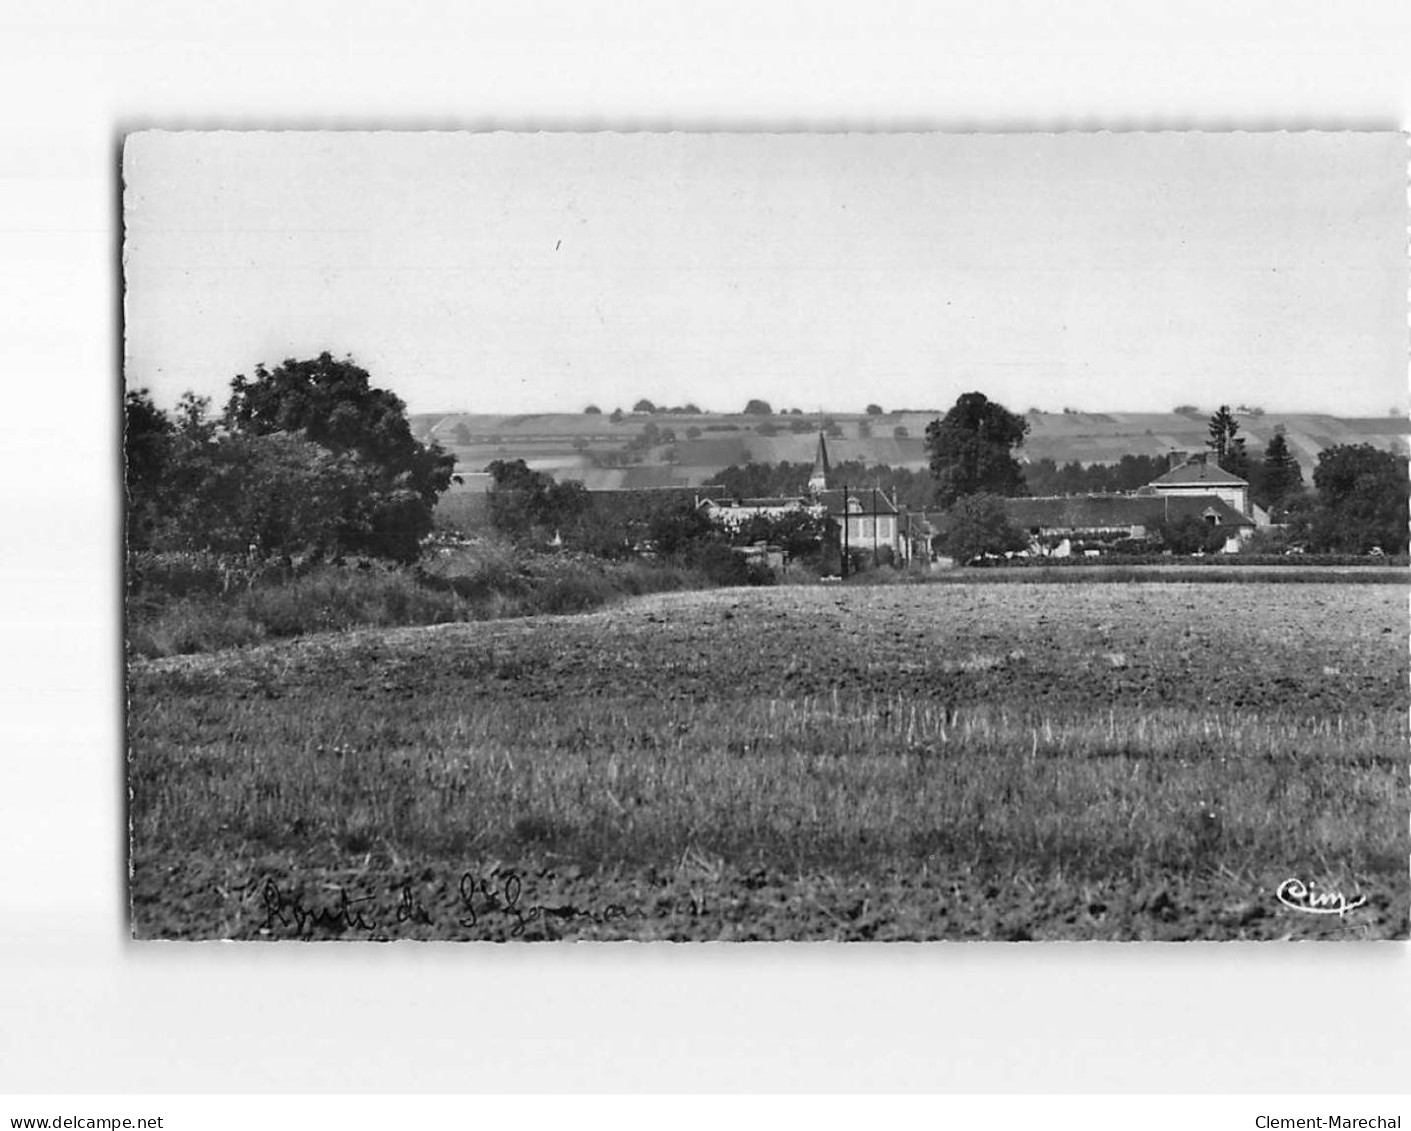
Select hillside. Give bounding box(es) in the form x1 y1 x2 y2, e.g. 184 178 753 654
412 408 1409 497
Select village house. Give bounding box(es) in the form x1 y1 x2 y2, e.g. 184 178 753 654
815 486 906 563
1136 449 1267 522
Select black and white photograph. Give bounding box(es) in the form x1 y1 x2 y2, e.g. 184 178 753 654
122 130 1409 942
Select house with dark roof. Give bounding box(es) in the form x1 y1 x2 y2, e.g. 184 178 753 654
1140 454 1253 516
814 486 905 562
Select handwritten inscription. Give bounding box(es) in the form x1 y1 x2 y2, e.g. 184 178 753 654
1275 877 1367 918
253 869 652 938
456 871 646 936
260 879 378 935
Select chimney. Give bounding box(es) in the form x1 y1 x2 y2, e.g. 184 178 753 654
1167 450 1188 471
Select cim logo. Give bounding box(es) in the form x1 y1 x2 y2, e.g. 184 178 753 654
1275 877 1368 918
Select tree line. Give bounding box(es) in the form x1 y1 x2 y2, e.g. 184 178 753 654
127 358 1407 575
706 395 1407 557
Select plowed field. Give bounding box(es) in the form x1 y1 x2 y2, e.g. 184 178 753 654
128 582 1409 940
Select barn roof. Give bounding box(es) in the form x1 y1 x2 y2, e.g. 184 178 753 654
1003 493 1254 531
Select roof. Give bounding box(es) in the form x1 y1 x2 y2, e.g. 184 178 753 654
1146 458 1248 488
700 496 813 510
1004 493 1254 531
814 488 900 517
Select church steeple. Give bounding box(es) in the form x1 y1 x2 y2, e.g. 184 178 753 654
808 431 830 494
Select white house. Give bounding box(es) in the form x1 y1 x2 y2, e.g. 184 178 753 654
814 487 905 562
1142 454 1252 516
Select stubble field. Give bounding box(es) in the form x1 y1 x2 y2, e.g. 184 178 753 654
128 581 1409 940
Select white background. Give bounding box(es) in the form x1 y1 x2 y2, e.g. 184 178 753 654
1 0 1409 1095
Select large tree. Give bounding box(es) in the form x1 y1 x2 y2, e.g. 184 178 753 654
925 392 1030 507
1308 443 1409 554
125 387 376 558
223 353 456 560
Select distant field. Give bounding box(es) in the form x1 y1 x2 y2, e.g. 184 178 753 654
129 582 1408 940
413 409 1408 482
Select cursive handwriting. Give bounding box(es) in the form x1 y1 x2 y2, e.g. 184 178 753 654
248 869 653 938
259 878 378 936
1275 877 1367 918
456 870 647 937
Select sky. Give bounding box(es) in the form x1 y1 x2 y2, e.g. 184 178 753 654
123 131 1408 418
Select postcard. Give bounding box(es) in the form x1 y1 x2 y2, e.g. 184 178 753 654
123 131 1409 940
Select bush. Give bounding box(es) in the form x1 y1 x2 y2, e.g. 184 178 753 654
126 537 778 658
680 540 743 585
944 493 1029 564
127 561 471 657
1155 515 1226 556
745 559 777 586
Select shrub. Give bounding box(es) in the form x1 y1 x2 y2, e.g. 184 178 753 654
744 559 778 586
126 535 778 658
679 540 751 586
1155 515 1226 556
944 493 1029 564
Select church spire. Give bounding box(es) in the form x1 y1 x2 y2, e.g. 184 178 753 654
808 431 830 494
